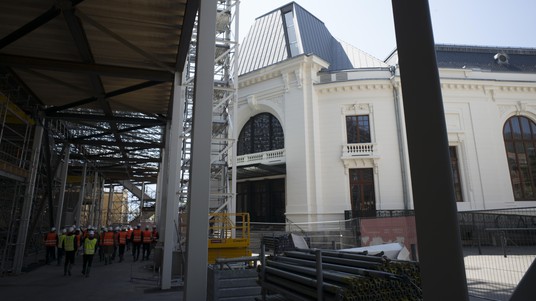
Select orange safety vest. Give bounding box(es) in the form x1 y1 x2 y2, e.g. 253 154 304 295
127 229 133 240
45 232 57 247
118 231 128 245
102 231 114 246
142 230 152 243
151 230 159 242
132 229 142 243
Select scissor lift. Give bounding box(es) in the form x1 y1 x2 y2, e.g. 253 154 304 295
208 212 251 264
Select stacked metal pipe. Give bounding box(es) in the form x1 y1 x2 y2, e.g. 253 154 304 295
258 248 422 301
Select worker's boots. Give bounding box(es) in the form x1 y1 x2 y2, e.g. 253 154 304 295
85 267 90 277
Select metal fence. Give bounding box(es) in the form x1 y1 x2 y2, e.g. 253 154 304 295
250 208 536 301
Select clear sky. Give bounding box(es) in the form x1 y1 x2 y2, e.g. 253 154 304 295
238 0 536 60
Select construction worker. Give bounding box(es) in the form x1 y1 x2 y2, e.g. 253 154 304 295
81 230 98 277
131 224 142 261
44 227 58 264
102 226 115 265
117 227 128 262
57 228 67 266
62 227 77 276
111 226 119 261
126 225 133 251
141 225 152 261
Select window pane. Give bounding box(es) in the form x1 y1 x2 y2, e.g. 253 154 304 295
504 121 512 140
349 168 376 216
238 113 284 155
521 117 532 140
346 115 370 143
504 116 536 200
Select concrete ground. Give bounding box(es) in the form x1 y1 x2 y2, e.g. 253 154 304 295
0 254 183 301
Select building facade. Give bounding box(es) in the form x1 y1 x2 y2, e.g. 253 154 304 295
234 2 536 224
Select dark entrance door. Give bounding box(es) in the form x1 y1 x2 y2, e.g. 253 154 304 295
237 178 285 223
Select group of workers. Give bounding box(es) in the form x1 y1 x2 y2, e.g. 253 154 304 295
43 224 159 277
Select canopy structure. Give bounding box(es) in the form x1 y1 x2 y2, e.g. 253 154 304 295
0 0 198 184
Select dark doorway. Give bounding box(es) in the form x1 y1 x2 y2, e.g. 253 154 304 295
237 178 285 223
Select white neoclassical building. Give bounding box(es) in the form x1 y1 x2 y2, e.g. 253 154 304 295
233 2 536 224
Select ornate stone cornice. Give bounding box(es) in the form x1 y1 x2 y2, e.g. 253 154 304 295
317 82 392 94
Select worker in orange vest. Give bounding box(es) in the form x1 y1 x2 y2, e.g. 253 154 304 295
117 227 128 262
44 227 58 264
102 226 115 265
131 224 142 261
126 225 133 251
141 225 153 261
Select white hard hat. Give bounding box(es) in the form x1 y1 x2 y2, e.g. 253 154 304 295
108 226 113 231
114 227 120 231
51 227 56 231
69 227 74 232
88 230 95 235
62 228 67 233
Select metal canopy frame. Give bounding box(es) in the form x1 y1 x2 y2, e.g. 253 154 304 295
0 0 197 184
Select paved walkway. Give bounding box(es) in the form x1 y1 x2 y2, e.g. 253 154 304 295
0 255 183 301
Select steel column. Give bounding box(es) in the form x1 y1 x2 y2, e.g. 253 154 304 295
54 146 71 230
160 73 184 290
183 0 217 299
107 184 114 225
391 0 468 300
74 162 87 225
13 124 44 274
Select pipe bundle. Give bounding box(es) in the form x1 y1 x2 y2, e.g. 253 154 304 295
258 248 422 301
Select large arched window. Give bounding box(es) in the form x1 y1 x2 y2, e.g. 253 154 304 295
504 116 536 200
238 113 284 156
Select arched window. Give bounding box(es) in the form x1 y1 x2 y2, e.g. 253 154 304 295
503 116 536 200
238 113 284 156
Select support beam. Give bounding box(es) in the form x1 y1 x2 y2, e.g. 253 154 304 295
13 124 44 274
74 163 87 225
0 54 173 81
54 147 71 231
183 0 217 299
161 73 184 290
107 184 114 225
390 0 468 300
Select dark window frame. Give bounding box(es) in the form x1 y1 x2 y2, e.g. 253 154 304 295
349 168 376 217
504 115 536 200
449 146 464 202
346 115 371 144
238 113 284 156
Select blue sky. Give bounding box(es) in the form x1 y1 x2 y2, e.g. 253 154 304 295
238 0 536 60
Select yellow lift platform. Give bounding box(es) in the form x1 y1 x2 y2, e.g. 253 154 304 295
208 212 251 264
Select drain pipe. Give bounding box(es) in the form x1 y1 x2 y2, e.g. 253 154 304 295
390 66 412 210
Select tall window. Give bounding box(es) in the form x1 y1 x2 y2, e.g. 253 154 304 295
236 179 285 223
504 116 536 200
238 113 284 156
349 168 375 216
346 115 371 143
449 146 464 202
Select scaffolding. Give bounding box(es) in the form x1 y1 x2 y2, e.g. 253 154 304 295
179 0 238 216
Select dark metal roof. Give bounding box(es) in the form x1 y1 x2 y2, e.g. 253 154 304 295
434 44 536 73
238 2 384 75
0 0 199 184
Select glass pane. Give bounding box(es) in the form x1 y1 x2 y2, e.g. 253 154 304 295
511 117 521 139
521 117 532 140
503 121 512 140
346 116 358 143
358 116 371 143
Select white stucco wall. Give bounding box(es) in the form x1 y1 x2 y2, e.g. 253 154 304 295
237 55 536 224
